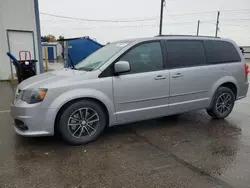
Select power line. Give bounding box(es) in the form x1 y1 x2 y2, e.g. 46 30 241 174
221 18 250 21
40 9 250 23
201 21 250 26
221 9 250 12
189 18 250 23
171 11 217 17
40 9 250 34
222 11 250 16
40 12 158 23
165 9 250 17
42 21 198 30
41 17 250 26
220 23 250 27
40 17 196 26
164 5 187 29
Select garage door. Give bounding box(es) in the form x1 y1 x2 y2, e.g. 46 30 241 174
7 30 35 76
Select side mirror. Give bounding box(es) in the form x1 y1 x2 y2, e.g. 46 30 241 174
114 61 131 74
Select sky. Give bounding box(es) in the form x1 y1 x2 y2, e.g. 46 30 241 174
39 0 250 46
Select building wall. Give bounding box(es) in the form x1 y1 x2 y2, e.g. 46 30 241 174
0 0 42 80
42 43 63 60
42 45 57 60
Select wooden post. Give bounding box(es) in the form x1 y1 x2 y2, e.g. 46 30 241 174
197 20 200 36
215 11 220 37
44 47 49 72
159 0 165 35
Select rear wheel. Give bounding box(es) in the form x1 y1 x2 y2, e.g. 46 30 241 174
206 87 235 119
59 100 107 145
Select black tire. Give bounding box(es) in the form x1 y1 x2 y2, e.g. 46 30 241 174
59 100 107 145
206 87 235 119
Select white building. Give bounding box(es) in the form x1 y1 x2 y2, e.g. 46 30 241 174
42 42 63 60
0 0 43 80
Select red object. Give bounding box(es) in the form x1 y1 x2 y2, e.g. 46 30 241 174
19 51 32 62
244 63 249 77
17 51 32 83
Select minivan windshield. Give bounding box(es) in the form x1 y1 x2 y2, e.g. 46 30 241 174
75 42 130 71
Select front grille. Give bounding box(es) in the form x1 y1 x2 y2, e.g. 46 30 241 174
14 119 28 131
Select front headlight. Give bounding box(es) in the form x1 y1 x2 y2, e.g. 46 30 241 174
21 88 48 104
15 88 22 100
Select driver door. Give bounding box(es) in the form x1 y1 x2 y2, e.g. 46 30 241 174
113 41 170 123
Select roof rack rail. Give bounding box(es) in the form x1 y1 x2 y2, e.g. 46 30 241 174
155 35 220 38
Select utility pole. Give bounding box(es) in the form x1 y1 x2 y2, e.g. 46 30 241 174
159 0 165 35
215 11 220 37
196 20 200 36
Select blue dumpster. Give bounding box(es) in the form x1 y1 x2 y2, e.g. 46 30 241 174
66 37 103 66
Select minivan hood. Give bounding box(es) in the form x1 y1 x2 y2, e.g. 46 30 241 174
18 68 85 90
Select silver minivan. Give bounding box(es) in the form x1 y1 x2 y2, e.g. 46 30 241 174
11 36 249 145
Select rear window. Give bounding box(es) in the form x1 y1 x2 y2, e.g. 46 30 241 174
204 40 241 64
165 40 206 69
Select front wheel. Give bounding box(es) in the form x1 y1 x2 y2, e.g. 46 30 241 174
59 100 107 145
206 87 235 119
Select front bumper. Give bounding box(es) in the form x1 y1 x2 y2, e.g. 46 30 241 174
11 100 56 137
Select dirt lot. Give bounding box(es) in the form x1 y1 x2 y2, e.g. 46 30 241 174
0 82 250 188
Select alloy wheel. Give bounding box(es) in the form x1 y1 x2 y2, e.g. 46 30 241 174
215 93 233 115
67 108 100 138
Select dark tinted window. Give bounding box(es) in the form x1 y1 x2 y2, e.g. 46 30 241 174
119 42 163 74
166 40 206 68
204 40 241 64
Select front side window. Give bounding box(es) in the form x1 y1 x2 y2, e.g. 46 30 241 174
119 42 163 74
165 40 206 69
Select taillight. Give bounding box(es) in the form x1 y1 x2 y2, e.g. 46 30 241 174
244 63 249 77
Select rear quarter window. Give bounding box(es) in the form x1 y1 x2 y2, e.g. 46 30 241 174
204 40 241 64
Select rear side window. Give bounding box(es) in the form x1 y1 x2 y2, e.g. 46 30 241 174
165 40 206 69
204 40 241 64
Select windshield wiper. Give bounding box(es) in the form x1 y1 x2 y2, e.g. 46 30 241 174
77 67 94 71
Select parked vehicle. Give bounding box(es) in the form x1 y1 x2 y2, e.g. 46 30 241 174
11 35 249 145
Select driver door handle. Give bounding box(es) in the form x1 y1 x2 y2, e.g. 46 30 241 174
154 75 166 80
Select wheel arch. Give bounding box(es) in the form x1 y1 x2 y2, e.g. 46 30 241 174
209 76 239 108
219 82 237 98
54 97 110 134
211 77 238 96
48 89 115 134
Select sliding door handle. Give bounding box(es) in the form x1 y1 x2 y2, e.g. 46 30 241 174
172 73 183 78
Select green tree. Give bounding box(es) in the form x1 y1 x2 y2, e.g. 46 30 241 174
41 34 56 42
